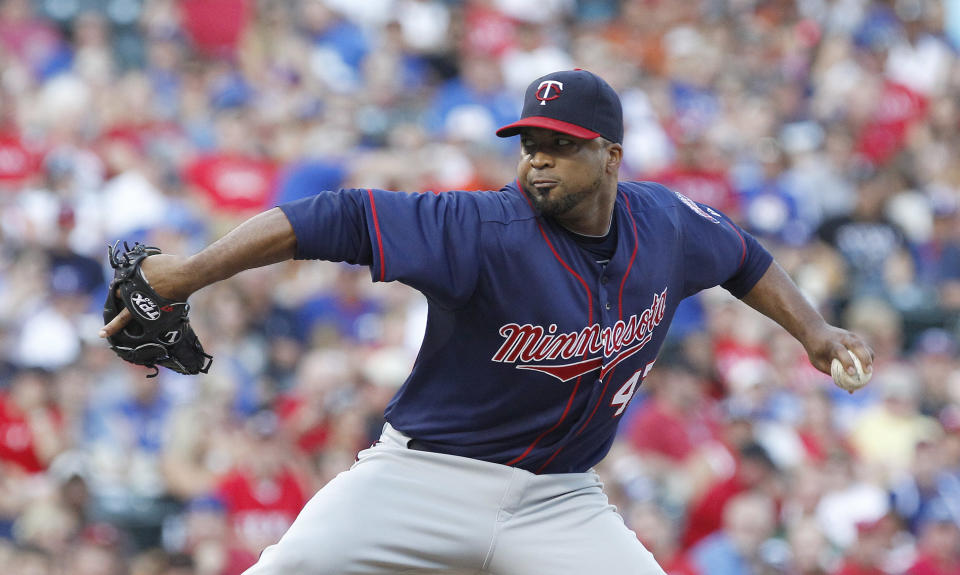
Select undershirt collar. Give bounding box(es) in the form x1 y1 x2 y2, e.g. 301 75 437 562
561 215 619 265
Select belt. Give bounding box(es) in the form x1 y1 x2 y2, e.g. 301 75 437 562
406 438 435 452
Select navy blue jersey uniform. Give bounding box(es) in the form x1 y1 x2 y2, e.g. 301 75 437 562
280 181 772 474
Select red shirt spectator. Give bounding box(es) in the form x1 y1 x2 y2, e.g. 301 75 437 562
907 502 960 575
0 0 63 75
217 466 307 574
796 389 853 464
653 166 737 218
833 518 895 575
179 0 252 59
628 501 702 575
833 564 887 575
909 557 960 575
663 555 701 575
274 349 355 456
855 80 928 166
217 467 306 539
185 153 278 213
0 392 47 473
627 363 718 462
0 133 39 185
681 473 748 550
216 410 308 573
681 443 777 550
0 371 63 474
629 397 715 461
647 135 738 218
460 1 516 58
276 393 331 455
711 335 770 395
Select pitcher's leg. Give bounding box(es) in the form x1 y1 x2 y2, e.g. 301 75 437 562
244 445 500 575
485 474 666 575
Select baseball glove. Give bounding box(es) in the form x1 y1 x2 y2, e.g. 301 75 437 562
103 241 212 378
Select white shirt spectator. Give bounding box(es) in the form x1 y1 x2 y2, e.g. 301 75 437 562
885 34 953 96
100 171 168 239
492 0 574 24
501 44 574 98
16 304 81 369
397 0 450 53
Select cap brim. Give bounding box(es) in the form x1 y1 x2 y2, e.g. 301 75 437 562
495 117 602 140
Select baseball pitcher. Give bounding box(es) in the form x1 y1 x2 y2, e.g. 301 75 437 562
101 70 873 574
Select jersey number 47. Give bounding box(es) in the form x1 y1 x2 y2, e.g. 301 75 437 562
611 360 655 416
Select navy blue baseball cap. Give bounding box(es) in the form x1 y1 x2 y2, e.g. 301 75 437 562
496 69 623 144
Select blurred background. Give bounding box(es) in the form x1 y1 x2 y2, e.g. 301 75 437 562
0 0 959 573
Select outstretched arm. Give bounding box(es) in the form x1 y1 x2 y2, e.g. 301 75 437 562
741 261 873 377
100 207 296 338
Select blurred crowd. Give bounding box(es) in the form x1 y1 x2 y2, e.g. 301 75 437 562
0 0 958 573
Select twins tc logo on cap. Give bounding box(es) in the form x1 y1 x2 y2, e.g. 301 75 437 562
536 81 563 105
495 69 624 144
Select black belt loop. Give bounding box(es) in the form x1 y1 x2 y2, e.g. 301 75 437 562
407 438 431 452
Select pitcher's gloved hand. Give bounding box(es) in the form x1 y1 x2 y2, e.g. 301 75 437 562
103 241 212 378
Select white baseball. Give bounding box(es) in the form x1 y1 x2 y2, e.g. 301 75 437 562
830 349 870 393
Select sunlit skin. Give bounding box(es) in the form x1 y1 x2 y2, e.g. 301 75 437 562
517 128 623 236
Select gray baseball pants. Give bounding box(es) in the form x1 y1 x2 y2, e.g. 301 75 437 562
243 423 666 574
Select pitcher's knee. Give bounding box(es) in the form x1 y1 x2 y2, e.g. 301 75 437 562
245 543 343 575
277 536 378 574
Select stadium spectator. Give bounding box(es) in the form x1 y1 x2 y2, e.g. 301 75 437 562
0 1 958 571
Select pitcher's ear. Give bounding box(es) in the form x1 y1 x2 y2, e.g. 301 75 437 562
606 142 623 172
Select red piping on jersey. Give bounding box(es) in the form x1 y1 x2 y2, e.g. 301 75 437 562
535 332 650 471
725 220 747 268
572 334 652 438
536 430 574 472
516 184 594 322
509 186 594 468
511 374 585 469
368 189 386 281
618 195 640 321
575 195 641 437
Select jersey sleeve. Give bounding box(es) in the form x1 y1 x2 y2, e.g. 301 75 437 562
673 190 773 299
279 188 483 307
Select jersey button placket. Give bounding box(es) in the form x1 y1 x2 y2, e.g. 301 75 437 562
598 266 611 313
